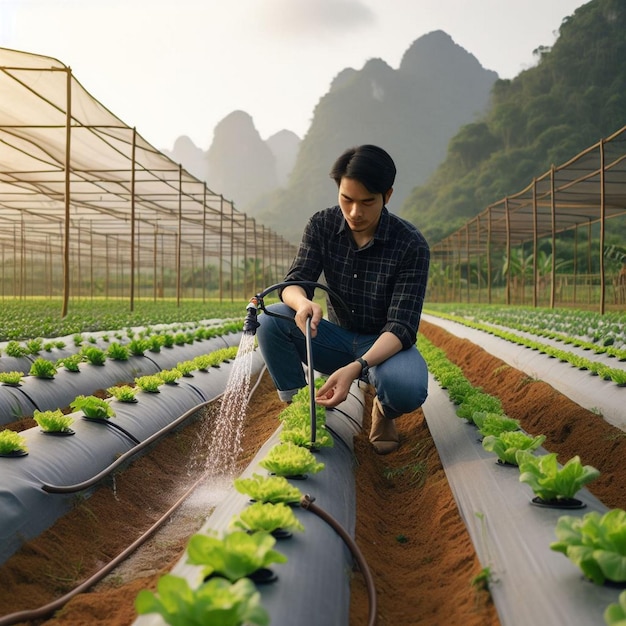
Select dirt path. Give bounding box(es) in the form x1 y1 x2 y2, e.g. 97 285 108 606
1 319 624 625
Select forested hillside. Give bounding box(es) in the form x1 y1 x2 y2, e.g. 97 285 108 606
401 0 626 245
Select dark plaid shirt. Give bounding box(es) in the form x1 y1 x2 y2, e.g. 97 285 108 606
283 206 430 349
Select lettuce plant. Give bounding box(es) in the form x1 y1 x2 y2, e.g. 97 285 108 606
186 530 287 582
70 395 116 419
135 575 269 626
516 451 600 501
229 502 305 535
159 368 182 384
176 360 196 376
0 371 24 386
106 342 130 361
233 473 302 505
482 431 546 465
279 424 334 449
29 357 57 379
604 589 626 625
550 509 626 585
473 412 520 438
81 346 107 366
34 409 74 433
259 443 325 477
0 429 27 454
455 391 503 424
135 374 164 393
5 341 28 358
107 385 138 402
57 354 83 372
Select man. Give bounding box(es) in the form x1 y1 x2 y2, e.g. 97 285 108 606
256 145 429 454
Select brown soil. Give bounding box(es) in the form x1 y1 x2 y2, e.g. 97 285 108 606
0 318 625 625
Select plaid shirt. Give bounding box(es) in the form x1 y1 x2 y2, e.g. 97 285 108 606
283 206 430 349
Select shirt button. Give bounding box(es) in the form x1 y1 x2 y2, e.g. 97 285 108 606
353 273 357 278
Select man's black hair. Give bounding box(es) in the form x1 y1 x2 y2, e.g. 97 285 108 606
329 145 396 195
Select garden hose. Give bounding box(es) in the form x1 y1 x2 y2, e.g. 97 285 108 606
300 493 378 626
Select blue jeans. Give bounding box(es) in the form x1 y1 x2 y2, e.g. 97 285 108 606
256 303 428 419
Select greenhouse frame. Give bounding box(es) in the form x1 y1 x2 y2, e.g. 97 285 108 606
430 124 626 312
0 47 298 315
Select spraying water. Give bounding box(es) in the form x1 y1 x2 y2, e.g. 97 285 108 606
206 331 257 476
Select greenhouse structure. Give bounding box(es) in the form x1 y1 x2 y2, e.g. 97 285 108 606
0 47 297 314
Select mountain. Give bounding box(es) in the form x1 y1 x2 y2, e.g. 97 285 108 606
251 30 497 243
400 0 626 244
266 130 301 187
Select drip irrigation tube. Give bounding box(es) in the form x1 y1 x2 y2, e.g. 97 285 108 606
41 395 224 494
0 365 268 626
300 493 377 626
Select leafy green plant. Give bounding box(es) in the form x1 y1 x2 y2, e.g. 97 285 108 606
5 340 28 358
186 530 287 582
473 412 520 438
233 473 302 505
34 409 74 433
259 443 325 477
456 391 503 424
279 424 334 449
176 360 196 377
229 502 305 535
482 431 546 465
551 509 626 585
135 375 164 393
516 451 600 501
0 371 24 386
106 342 130 361
127 338 149 356
57 354 83 372
147 335 164 353
70 395 116 419
25 338 43 354
29 357 57 379
135 575 269 626
81 346 107 366
107 385 138 402
0 429 27 454
604 588 626 625
159 368 182 384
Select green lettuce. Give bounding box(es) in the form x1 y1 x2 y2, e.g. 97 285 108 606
482 431 545 465
551 509 626 585
259 443 325 477
186 530 287 582
517 451 600 500
135 575 269 626
229 501 305 534
233 473 302 505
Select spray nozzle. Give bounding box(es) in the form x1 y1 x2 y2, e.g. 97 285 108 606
243 297 261 335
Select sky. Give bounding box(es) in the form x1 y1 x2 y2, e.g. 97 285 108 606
1 0 589 152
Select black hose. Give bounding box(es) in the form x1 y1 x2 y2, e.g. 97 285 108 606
300 493 377 626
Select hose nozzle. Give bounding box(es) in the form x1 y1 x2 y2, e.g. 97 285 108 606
243 297 261 335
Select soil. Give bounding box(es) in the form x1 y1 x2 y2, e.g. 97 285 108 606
1 318 625 626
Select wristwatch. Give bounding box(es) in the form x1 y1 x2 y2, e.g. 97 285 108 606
356 357 370 377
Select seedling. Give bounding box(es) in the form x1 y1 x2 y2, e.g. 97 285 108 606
57 354 83 372
70 395 116 419
135 375 164 393
0 371 24 386
29 357 57 379
106 342 130 361
34 409 74 433
107 385 138 402
0 429 28 454
81 346 107 366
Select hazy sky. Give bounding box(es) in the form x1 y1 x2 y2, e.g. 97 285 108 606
1 0 588 151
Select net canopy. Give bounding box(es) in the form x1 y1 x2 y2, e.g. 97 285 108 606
432 125 626 258
0 47 296 306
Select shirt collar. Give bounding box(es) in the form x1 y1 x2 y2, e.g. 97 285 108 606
334 206 391 241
